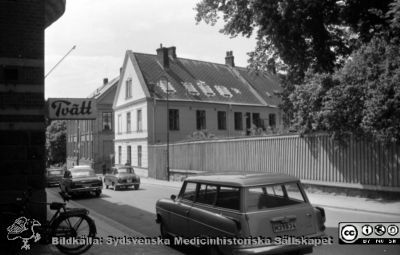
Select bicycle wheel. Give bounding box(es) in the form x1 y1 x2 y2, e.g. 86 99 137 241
51 214 96 255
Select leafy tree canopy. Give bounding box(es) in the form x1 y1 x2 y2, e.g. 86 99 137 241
195 0 394 79
46 120 66 165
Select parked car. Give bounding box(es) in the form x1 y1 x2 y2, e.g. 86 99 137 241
156 172 326 255
46 167 65 187
60 165 103 197
104 165 140 190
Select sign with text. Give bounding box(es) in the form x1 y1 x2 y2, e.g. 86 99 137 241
47 98 97 120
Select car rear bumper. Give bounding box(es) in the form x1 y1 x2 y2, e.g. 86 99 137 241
232 244 313 255
69 186 102 193
116 182 139 186
231 233 327 255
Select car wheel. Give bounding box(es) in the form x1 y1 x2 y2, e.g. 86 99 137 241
207 246 221 255
95 191 101 197
159 221 173 243
134 184 140 190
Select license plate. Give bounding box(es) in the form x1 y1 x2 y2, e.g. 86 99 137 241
273 222 296 233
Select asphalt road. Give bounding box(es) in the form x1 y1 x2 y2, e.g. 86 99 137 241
46 183 400 255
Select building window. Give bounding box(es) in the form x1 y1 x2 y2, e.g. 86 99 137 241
117 114 122 134
252 113 262 128
196 110 206 130
118 146 122 165
125 79 132 99
137 109 142 132
102 112 112 130
138 145 142 167
169 109 179 131
217 111 226 130
127 112 131 133
127 146 131 165
234 112 243 130
269 113 276 128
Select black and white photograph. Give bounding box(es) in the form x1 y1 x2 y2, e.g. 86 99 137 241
0 0 400 254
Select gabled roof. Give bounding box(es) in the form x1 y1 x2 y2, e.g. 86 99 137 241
128 51 281 107
87 76 119 100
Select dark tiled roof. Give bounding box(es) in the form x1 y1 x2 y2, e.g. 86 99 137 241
131 52 281 107
88 76 119 99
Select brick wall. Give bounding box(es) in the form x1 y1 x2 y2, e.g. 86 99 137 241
0 1 46 248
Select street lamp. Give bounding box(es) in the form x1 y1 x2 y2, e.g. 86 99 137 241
159 76 170 181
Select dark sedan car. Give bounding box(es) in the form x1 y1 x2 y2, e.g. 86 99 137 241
60 165 103 197
104 165 140 190
46 167 64 187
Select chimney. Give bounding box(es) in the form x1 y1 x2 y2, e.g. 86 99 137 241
103 78 108 85
225 51 235 67
156 44 169 68
167 46 177 59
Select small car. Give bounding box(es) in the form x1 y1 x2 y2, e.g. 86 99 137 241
60 165 103 197
46 167 65 187
155 172 326 255
104 165 140 190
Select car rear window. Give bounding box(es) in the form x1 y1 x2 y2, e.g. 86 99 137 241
245 182 306 211
117 167 133 174
197 184 217 205
216 186 240 211
71 169 96 178
48 170 63 175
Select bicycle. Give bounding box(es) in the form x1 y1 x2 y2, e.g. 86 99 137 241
0 190 97 254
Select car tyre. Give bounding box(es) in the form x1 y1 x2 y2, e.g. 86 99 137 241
134 184 140 190
95 191 101 197
159 221 173 244
207 246 222 255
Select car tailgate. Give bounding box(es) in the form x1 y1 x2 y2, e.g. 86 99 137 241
246 203 317 238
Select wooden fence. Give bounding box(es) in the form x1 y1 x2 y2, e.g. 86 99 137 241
148 134 400 191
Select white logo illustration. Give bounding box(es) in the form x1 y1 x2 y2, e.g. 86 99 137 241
6 216 41 250
340 225 358 243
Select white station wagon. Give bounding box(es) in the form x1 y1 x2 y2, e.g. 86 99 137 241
156 172 326 255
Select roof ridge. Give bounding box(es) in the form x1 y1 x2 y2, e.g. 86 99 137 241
132 51 249 69
87 75 120 98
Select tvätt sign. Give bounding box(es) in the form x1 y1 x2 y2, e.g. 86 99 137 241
47 98 97 120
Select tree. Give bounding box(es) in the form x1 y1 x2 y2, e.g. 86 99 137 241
195 0 393 79
195 0 400 142
290 36 400 143
46 120 67 165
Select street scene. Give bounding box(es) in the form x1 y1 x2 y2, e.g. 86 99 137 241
1 0 400 255
25 180 399 255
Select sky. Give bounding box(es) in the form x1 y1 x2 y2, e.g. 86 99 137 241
45 0 257 99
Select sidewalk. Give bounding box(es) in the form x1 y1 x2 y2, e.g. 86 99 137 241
140 177 400 216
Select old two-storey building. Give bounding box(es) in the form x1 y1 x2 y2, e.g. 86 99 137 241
113 46 283 176
66 77 118 172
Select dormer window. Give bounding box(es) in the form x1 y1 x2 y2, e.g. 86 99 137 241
231 88 241 94
182 82 200 96
158 80 176 94
214 85 232 98
196 80 215 96
125 78 132 99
